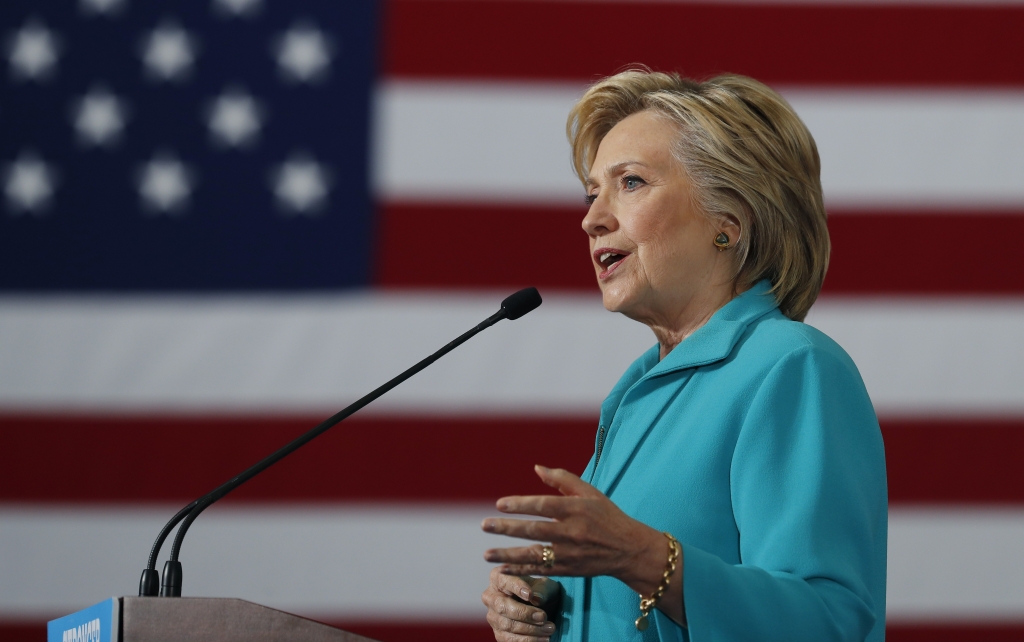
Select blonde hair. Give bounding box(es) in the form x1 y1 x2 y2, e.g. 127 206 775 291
567 70 830 321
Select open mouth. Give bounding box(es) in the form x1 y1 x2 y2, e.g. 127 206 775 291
594 248 629 278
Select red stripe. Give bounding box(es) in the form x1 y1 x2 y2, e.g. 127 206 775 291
3 414 1022 504
375 203 1024 295
0 415 596 504
383 1 1024 86
374 204 594 293
826 212 1024 295
883 419 1024 505
6 622 1024 642
882 624 1024 641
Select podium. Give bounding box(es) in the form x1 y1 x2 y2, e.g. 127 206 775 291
48 597 379 642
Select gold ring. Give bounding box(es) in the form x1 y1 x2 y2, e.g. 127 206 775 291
541 545 555 568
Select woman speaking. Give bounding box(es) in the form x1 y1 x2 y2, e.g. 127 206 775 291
481 69 887 641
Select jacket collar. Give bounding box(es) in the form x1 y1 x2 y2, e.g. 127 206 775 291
599 280 779 427
592 281 781 494
646 279 779 378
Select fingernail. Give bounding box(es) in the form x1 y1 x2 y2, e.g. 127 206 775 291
520 588 531 600
482 520 494 532
497 500 509 511
542 622 556 633
532 611 546 623
535 464 549 473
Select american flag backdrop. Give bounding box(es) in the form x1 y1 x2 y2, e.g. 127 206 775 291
2 0 1024 640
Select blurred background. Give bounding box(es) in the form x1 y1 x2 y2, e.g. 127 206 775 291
2 0 1023 640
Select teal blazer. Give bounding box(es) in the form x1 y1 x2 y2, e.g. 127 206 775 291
555 281 887 642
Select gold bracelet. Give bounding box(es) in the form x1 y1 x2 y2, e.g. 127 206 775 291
635 532 680 631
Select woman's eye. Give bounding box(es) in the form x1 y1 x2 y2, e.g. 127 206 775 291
584 193 598 206
623 175 645 190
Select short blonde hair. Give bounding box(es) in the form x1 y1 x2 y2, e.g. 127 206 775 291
567 70 829 322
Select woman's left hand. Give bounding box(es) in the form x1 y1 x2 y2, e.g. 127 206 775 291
482 465 668 594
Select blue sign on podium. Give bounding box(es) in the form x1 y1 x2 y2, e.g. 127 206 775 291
47 598 119 642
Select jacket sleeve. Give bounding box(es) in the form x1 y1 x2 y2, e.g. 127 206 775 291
681 344 887 642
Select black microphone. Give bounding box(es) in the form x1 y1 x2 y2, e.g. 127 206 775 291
139 287 543 597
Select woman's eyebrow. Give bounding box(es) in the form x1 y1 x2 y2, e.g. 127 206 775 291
605 160 650 178
586 160 651 188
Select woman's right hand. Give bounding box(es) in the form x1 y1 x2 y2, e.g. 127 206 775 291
481 567 561 641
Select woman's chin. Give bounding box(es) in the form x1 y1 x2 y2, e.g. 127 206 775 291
600 286 636 314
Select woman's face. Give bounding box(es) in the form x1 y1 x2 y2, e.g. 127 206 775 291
582 110 738 326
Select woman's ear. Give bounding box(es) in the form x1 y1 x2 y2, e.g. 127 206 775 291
718 213 741 245
712 213 742 249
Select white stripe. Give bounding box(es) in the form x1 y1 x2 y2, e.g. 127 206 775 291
806 297 1024 417
3 505 1024 622
0 504 511 621
888 507 1024 622
373 81 1024 209
1 294 1022 415
0 292 646 415
787 90 1024 209
371 82 585 205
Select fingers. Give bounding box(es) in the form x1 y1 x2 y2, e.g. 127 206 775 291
482 575 557 641
482 517 561 542
494 494 571 520
484 605 556 641
500 562 564 577
488 566 534 601
484 544 551 568
527 576 562 608
486 567 562 608
534 465 601 498
481 585 548 623
486 544 573 578
489 467 603 520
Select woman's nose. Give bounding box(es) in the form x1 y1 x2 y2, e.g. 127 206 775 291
582 195 617 237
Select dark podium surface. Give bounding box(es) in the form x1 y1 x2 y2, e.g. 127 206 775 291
121 597 378 642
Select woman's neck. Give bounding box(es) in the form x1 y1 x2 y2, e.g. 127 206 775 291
652 315 715 360
644 286 739 360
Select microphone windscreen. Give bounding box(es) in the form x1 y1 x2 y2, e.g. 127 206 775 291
501 287 543 320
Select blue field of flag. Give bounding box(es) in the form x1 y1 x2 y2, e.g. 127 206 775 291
0 0 378 291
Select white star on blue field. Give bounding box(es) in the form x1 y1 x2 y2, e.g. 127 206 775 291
0 1 376 290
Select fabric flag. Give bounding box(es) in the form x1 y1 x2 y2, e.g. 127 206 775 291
2 1 1023 640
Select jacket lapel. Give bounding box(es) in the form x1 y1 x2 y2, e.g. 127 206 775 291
589 281 780 495
590 370 695 495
